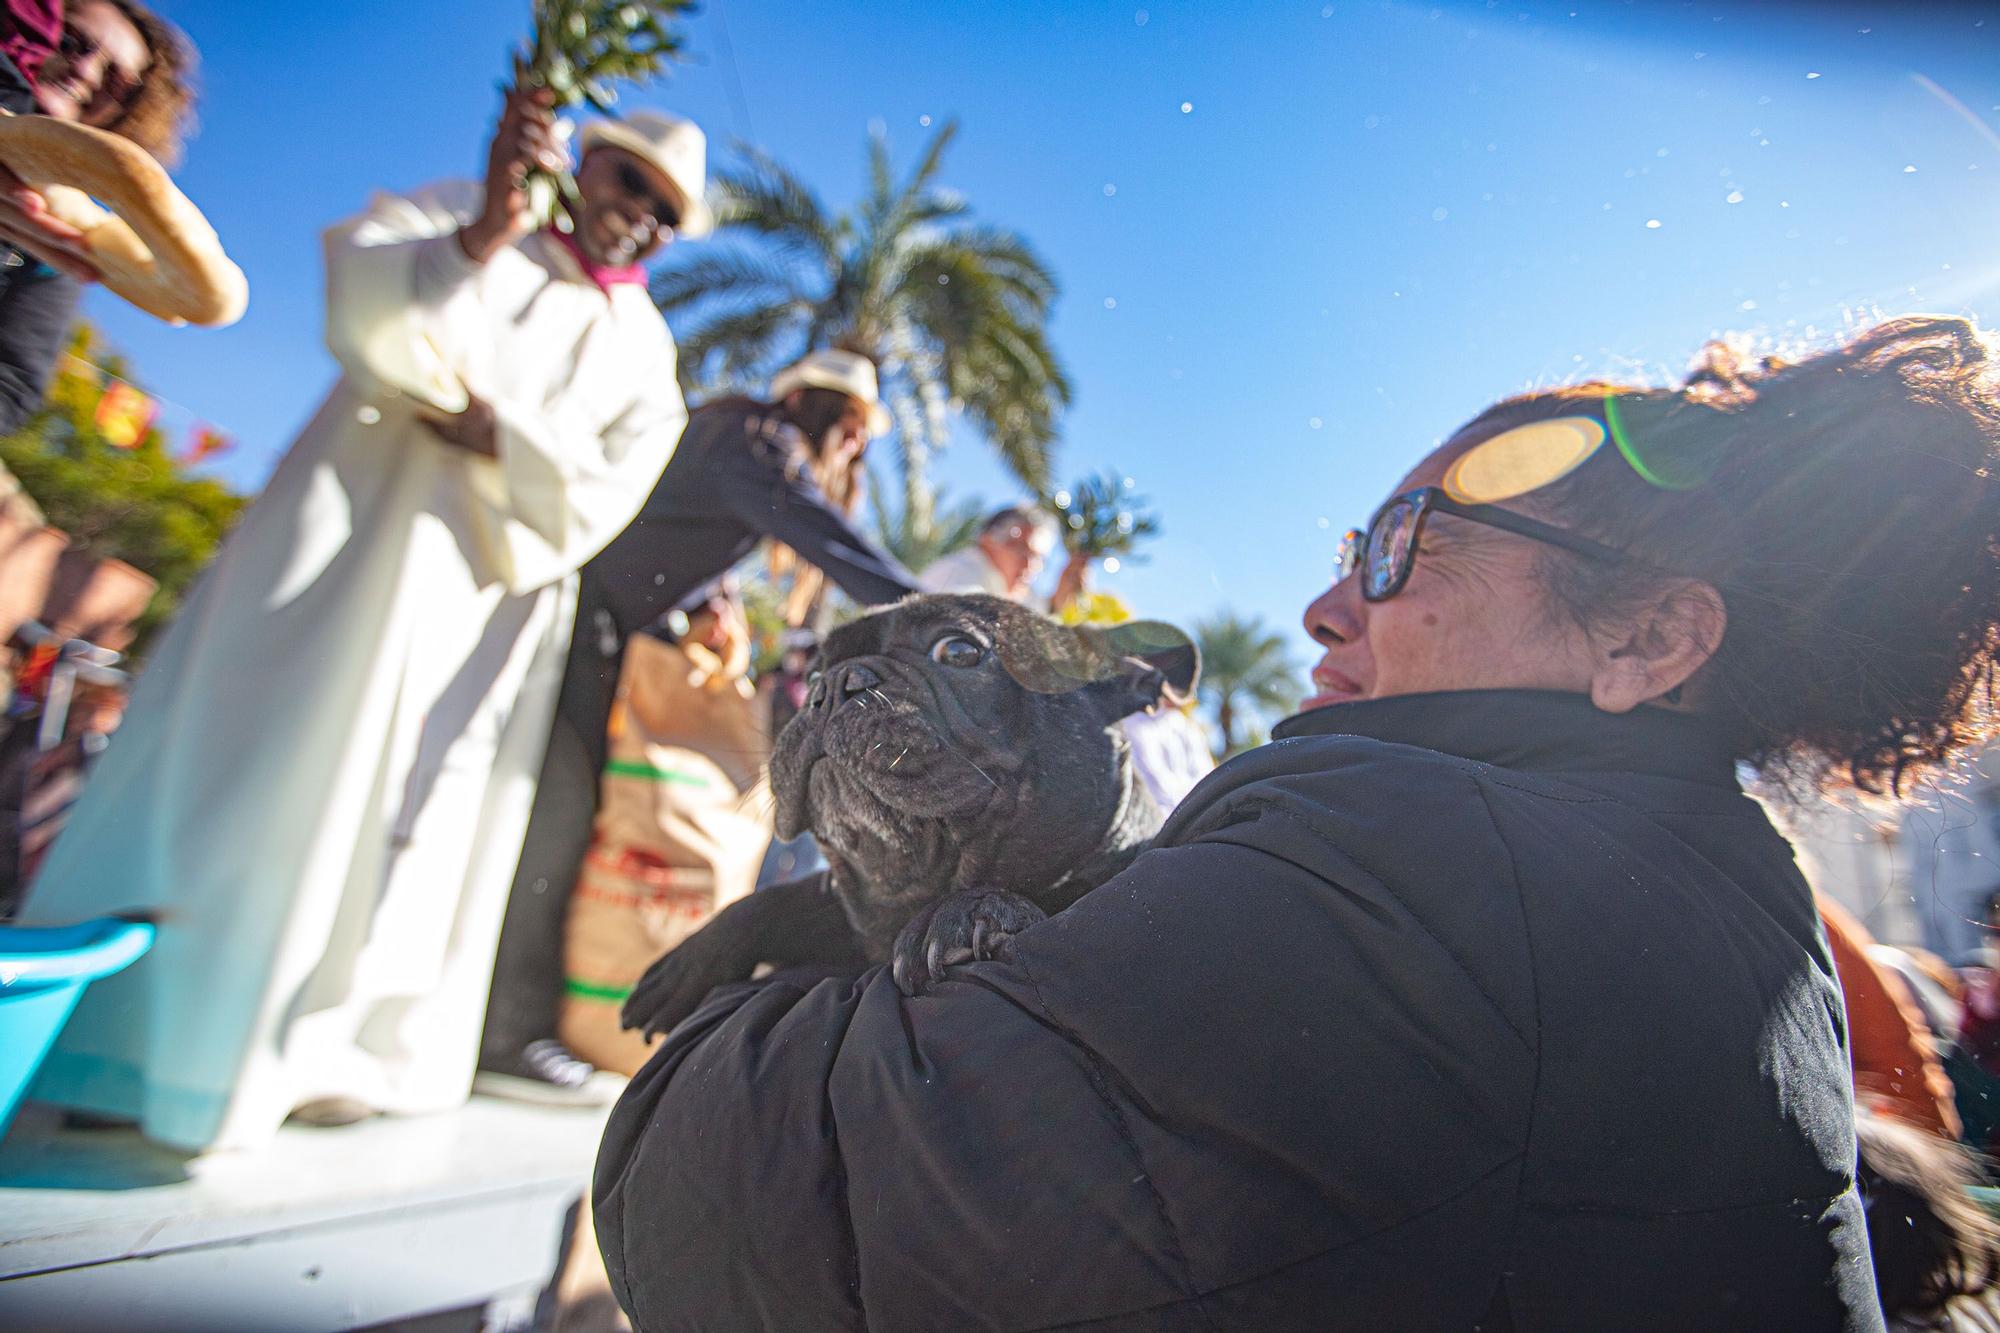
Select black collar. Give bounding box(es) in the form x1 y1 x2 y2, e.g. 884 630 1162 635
1270 689 1741 789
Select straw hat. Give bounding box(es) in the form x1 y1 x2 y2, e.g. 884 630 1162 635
770 349 893 437
577 110 713 238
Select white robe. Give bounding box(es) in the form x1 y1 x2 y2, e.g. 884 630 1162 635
20 181 687 1152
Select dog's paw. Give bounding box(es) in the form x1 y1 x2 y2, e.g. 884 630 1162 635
891 890 1047 996
620 912 759 1041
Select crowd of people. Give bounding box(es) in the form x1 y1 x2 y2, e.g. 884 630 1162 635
5 5 2000 1331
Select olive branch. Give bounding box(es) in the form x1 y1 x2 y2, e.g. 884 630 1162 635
511 0 696 229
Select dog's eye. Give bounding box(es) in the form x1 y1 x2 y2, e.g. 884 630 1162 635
929 634 984 668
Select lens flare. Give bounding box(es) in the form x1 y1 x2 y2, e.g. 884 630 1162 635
1443 416 1606 503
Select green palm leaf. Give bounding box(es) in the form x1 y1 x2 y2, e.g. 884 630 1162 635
650 119 1070 545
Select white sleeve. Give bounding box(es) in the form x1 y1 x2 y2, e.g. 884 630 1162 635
320 180 483 413
469 332 690 595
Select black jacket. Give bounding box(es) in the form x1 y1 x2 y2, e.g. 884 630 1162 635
556 396 916 754
596 690 1880 1331
588 395 915 632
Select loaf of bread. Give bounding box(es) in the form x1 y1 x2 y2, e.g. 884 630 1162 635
0 113 246 328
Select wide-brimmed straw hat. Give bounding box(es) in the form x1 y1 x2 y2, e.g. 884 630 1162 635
578 110 713 238
770 349 893 438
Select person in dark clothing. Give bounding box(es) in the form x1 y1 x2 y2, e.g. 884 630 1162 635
0 0 197 430
597 315 2000 1330
476 349 919 1097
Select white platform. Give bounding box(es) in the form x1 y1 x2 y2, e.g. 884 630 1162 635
0 1096 610 1331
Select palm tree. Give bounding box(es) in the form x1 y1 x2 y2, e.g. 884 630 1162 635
868 465 986 574
1194 613 1304 756
651 120 1071 545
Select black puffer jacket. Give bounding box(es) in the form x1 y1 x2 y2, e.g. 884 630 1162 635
596 690 1881 1331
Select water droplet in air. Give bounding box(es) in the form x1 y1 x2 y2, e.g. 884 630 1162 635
1104 557 1122 574
1122 476 1136 489
938 274 950 285
1321 4 1333 15
1740 299 1758 311
1725 189 1744 204
1104 297 1118 309
1806 71 1821 79
1645 218 1663 229
1316 517 1331 529
1903 164 1917 173
1103 183 1117 197
1134 8 1149 24
1309 416 1324 429
1431 207 1448 221
1054 489 1073 508
356 405 382 425
919 114 932 127
1069 514 1085 530
1180 101 1193 114
1364 114 1380 129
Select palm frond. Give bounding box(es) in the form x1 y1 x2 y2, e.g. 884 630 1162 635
650 247 806 315
673 300 810 397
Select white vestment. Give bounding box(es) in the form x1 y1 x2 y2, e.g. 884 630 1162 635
21 181 686 1152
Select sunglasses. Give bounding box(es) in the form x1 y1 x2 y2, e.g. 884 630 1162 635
59 25 144 110
1336 486 1631 602
613 160 682 233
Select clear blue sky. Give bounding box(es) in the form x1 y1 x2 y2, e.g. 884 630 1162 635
87 1 2000 706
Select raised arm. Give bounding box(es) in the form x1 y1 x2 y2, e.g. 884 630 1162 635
716 441 917 606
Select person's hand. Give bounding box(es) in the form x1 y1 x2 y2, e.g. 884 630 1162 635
1051 549 1091 613
417 394 499 458
458 61 564 265
0 164 99 283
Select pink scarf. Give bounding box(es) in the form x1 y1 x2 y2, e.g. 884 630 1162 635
546 227 646 295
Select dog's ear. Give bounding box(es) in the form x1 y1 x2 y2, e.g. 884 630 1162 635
1079 620 1200 722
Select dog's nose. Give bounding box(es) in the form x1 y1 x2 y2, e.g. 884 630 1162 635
836 662 881 702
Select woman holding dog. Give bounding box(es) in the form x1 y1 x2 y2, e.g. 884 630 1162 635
598 315 2000 1329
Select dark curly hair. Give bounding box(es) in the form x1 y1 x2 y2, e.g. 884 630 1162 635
95 0 198 165
1459 315 2000 794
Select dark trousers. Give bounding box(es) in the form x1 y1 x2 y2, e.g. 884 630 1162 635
0 53 34 114
478 547 691 1064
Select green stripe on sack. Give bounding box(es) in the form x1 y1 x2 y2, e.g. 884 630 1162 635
603 759 712 787
564 977 633 1003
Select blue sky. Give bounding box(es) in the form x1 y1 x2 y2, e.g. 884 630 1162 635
88 1 2000 707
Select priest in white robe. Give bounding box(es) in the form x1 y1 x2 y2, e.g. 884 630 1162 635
19 90 708 1152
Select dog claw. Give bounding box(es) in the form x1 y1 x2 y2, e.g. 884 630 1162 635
892 890 1048 997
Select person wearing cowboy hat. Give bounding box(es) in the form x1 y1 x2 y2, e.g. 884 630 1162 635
17 85 717 1149
477 347 920 1101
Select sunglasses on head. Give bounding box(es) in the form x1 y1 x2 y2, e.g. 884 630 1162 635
59 24 144 110
1335 486 1632 602
612 160 682 233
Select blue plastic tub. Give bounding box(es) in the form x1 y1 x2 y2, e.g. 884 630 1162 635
0 916 154 1137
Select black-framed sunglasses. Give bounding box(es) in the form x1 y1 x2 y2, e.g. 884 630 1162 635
59 24 144 110
613 161 682 233
1336 486 1631 602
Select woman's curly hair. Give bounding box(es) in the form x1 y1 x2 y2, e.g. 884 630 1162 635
97 0 198 165
1462 315 2000 795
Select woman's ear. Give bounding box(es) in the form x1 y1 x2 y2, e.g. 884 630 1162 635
1590 580 1727 714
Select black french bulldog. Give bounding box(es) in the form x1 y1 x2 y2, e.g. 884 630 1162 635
620 593 1200 1038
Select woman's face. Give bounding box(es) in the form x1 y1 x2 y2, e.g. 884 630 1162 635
1299 431 1604 710
34 2 150 128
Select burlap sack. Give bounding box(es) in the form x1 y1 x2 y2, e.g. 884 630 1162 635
559 633 772 1076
